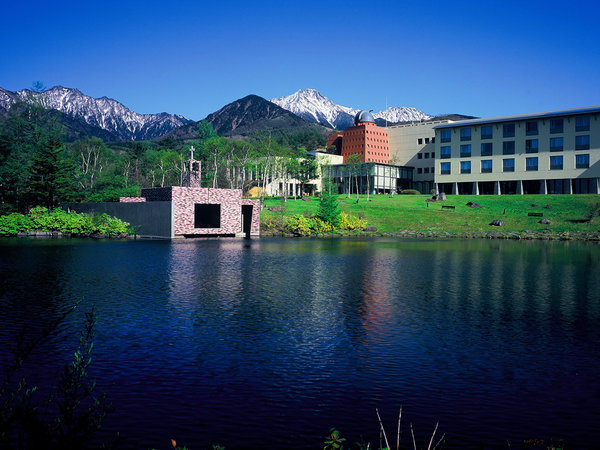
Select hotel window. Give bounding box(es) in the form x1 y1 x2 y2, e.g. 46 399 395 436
425 153 430 158
460 144 471 157
418 138 423 145
576 135 590 150
503 158 515 172
481 126 493 139
425 138 430 144
526 121 538 135
503 123 515 137
432 137 435 143
440 129 451 142
550 137 563 152
481 142 493 156
460 161 471 174
549 119 563 134
460 128 472 141
503 141 515 155
575 153 590 169
431 152 435 158
481 159 492 173
576 116 590 132
550 155 563 170
417 168 423 174
576 154 590 169
440 162 451 175
526 157 538 171
424 167 430 174
440 146 451 159
526 139 538 153
418 153 423 159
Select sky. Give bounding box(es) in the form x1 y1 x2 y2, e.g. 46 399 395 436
2 0 600 121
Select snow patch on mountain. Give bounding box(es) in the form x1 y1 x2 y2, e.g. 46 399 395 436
271 89 431 129
0 86 193 141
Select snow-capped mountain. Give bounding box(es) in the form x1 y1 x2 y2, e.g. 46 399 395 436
373 106 432 124
271 88 357 129
0 86 193 141
271 88 431 130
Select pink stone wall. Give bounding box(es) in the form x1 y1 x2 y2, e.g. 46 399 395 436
241 199 261 235
171 187 260 236
119 186 260 237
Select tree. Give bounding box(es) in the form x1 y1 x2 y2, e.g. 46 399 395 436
317 181 341 227
29 127 76 209
298 156 318 197
346 153 362 201
70 137 112 191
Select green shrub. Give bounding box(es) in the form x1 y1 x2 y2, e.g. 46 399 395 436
285 215 312 235
585 201 600 222
400 189 421 195
0 213 33 234
339 212 367 230
0 207 131 236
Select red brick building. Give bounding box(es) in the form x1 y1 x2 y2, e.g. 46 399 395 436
329 110 390 164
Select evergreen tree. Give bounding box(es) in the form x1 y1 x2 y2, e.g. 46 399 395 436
317 182 341 226
29 128 76 209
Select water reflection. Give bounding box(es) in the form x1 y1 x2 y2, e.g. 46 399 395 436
0 237 599 448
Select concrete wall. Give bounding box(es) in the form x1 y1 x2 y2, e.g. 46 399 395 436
64 201 173 238
387 120 452 194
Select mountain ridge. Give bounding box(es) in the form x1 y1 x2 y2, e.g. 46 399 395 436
0 86 193 142
166 94 330 140
271 88 433 130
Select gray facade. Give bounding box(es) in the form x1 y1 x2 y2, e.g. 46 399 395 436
433 106 600 195
65 201 173 238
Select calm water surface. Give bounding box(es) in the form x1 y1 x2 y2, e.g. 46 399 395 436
0 237 599 448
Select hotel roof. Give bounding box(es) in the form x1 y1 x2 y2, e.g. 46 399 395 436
433 106 600 129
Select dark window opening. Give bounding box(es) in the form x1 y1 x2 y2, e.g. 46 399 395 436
194 204 221 228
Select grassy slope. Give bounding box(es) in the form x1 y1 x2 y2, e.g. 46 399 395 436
261 194 600 234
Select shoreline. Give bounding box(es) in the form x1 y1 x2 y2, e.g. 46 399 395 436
261 229 600 241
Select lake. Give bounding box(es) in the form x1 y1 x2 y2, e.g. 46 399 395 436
0 237 599 448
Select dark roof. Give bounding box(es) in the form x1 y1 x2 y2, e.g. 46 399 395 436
433 106 600 129
354 110 375 125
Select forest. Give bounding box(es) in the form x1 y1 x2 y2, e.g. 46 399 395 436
0 101 327 214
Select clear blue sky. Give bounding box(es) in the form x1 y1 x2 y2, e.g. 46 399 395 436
2 0 600 121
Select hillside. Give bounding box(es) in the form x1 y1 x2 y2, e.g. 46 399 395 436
167 94 331 140
0 86 193 142
261 194 600 237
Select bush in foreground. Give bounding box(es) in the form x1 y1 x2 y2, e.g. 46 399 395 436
0 206 131 236
285 212 367 236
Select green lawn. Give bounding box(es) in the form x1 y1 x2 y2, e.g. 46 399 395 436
261 194 600 235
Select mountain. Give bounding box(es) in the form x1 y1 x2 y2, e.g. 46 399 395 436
167 94 330 140
271 88 432 130
0 86 193 142
270 89 357 129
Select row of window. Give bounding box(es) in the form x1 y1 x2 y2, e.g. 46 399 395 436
417 137 435 145
439 116 591 142
440 154 590 174
440 135 590 158
416 167 434 174
417 152 435 159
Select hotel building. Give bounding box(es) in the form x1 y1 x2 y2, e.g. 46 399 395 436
433 107 600 195
326 111 413 194
387 120 452 195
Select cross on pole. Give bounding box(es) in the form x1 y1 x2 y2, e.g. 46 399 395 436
189 145 195 161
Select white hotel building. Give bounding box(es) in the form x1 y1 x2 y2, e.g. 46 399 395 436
432 106 600 195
